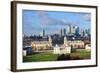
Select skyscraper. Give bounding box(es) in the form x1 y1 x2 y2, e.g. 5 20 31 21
63 28 66 36
75 26 80 36
60 29 63 36
67 25 76 35
60 28 66 36
43 29 45 36
80 29 85 37
40 29 45 37
84 29 90 37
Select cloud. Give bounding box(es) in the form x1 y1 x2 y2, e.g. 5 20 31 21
82 14 91 21
36 11 71 28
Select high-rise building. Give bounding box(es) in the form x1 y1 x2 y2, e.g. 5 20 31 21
60 28 66 36
73 26 78 34
43 29 45 36
83 29 91 37
60 29 63 36
40 29 45 37
75 26 80 36
60 28 64 36
67 25 77 35
63 28 66 36
80 29 85 37
69 25 72 34
85 29 90 37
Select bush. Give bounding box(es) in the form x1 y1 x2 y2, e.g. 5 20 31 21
71 48 76 53
70 53 82 60
57 54 71 61
57 53 82 61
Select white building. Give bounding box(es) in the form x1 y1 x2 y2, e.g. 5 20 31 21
85 44 91 51
53 44 60 54
53 44 71 54
23 50 27 56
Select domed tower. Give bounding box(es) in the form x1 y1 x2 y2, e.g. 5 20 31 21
49 36 52 46
64 36 68 45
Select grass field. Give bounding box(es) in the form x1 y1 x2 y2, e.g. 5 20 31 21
23 52 59 62
23 50 91 62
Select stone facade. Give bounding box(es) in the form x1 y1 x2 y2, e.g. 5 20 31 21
31 36 52 50
53 44 71 54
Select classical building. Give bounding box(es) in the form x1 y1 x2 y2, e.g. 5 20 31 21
53 44 71 54
52 36 72 54
85 44 91 51
31 36 52 51
64 36 85 49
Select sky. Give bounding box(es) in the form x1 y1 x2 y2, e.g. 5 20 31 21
22 10 91 36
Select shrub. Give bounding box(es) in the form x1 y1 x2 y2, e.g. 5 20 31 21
71 48 76 53
70 53 82 60
57 54 71 61
57 53 82 61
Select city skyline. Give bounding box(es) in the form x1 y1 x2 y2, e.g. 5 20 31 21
23 10 91 36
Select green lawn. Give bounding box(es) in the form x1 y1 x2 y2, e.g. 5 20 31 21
77 51 91 59
23 52 59 62
23 51 91 62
